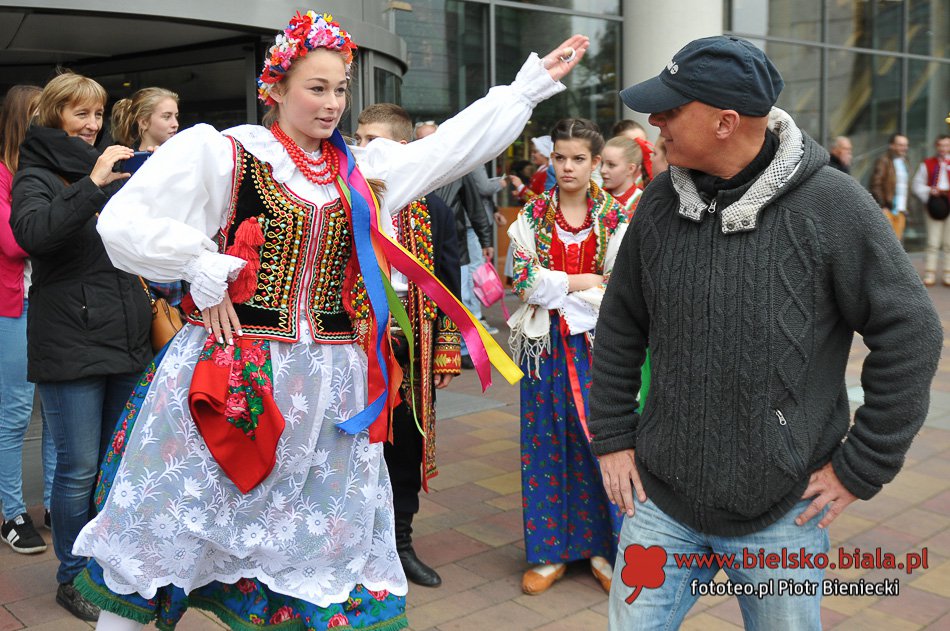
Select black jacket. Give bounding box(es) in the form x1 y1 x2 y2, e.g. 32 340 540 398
10 126 152 382
432 174 493 266
428 193 461 301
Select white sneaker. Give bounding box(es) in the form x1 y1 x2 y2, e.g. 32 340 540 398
478 319 499 334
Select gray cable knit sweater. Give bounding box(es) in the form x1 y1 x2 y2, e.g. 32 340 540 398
588 109 942 536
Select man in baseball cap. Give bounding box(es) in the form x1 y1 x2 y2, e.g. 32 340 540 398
589 35 941 629
619 35 783 116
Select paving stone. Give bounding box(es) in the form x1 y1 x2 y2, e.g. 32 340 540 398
475 471 522 496
828 607 923 630
437 600 551 631
413 529 493 567
532 608 609 630
402 588 495 629
909 559 950 598
455 506 524 547
0 606 24 631
405 563 489 608
869 585 950 626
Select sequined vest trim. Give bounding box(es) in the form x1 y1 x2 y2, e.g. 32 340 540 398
185 138 361 343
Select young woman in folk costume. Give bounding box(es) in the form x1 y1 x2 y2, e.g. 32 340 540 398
70 10 587 631
508 119 638 597
600 135 653 220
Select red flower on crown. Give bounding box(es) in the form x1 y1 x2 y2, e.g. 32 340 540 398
257 11 358 106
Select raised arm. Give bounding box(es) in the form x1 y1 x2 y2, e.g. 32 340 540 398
355 36 590 212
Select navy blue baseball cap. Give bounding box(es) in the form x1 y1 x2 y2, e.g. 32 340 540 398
619 36 784 116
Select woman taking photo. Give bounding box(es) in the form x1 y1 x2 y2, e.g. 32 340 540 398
9 71 151 621
508 118 629 596
68 10 588 631
0 84 56 556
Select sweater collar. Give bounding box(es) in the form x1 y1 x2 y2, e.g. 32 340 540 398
669 107 806 234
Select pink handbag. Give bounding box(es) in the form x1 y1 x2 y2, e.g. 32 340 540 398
472 261 510 319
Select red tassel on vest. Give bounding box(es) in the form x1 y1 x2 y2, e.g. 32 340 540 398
226 218 265 303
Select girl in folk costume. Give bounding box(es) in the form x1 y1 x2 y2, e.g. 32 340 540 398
507 119 628 596
600 135 653 220
71 10 587 631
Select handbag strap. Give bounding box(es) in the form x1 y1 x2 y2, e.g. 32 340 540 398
484 261 511 320
137 276 156 305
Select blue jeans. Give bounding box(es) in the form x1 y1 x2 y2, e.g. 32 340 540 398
461 228 484 356
608 498 828 630
40 372 141 584
0 300 55 519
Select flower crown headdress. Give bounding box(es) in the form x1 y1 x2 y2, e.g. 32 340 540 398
257 11 358 106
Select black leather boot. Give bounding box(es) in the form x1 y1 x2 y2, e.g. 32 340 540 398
395 512 441 587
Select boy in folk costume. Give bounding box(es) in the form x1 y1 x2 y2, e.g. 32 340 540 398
354 103 462 587
70 9 587 631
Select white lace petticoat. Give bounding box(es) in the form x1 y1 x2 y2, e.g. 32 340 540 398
72 324 408 607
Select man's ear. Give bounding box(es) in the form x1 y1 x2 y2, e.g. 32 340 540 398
399 140 408 145
716 110 741 139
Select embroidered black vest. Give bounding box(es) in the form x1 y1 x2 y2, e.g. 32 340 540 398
185 139 363 343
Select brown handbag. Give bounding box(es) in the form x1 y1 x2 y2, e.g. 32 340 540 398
138 277 184 351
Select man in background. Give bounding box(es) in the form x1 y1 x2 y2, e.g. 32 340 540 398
828 136 852 174
870 133 910 242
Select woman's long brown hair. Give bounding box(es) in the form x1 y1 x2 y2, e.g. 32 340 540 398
0 85 41 173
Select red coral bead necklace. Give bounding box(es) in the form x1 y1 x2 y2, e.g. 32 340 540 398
271 121 340 185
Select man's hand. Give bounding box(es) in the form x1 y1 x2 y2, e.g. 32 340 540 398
434 373 454 389
796 462 858 529
482 247 494 261
599 449 646 517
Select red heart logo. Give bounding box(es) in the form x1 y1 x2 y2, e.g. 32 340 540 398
621 544 668 604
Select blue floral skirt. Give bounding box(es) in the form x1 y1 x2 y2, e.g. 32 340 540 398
519 317 624 565
76 346 408 631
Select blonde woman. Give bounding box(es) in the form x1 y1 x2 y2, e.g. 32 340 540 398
111 87 179 150
9 71 150 621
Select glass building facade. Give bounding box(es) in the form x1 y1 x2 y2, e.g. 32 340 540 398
393 0 623 169
726 0 949 245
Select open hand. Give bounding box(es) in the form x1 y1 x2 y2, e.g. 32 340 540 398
201 292 243 346
541 35 591 82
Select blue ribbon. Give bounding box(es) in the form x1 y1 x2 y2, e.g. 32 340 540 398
330 131 391 434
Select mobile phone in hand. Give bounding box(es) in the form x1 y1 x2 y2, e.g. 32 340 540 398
114 151 151 174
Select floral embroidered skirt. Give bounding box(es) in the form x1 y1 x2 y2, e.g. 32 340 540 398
519 317 623 565
73 325 408 630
